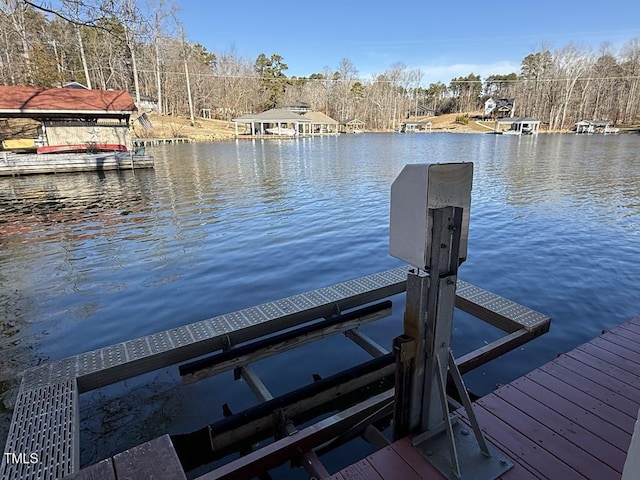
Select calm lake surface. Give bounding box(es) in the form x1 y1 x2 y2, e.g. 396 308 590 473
1 132 639 475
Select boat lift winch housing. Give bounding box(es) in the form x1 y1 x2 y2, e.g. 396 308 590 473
390 162 513 480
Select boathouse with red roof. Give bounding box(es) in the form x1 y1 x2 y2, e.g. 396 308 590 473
0 85 137 150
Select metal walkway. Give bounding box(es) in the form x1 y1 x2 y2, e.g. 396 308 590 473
1 266 549 479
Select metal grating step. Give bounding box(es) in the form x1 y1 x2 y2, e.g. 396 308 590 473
1 379 78 480
456 279 549 331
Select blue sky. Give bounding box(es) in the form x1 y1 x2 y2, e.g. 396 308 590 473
175 0 640 85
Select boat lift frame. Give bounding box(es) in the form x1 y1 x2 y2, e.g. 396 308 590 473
3 165 551 480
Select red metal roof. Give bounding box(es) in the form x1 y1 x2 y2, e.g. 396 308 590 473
0 86 136 113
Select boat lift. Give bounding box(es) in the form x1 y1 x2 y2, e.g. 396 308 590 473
390 163 512 479
4 162 552 480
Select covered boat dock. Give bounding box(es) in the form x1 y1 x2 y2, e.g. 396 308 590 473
495 117 541 135
233 108 310 137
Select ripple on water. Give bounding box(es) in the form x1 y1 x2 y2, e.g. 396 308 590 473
1 133 640 469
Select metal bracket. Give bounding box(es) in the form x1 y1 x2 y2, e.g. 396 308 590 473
412 349 512 479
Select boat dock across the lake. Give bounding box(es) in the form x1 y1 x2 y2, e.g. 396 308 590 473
132 137 194 146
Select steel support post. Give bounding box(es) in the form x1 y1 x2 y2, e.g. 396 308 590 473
395 206 512 479
396 206 462 434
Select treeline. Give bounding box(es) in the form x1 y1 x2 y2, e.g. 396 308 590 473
1 1 639 130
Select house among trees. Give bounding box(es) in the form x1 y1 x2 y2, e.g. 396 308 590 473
285 101 312 113
484 98 515 120
0 85 137 151
574 120 620 134
136 94 159 112
57 81 90 89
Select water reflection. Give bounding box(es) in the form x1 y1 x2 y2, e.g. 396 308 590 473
0 133 639 470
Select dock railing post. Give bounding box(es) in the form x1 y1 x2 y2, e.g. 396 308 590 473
389 163 512 479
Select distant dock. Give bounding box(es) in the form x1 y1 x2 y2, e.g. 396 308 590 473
133 137 194 146
234 132 339 139
0 151 154 176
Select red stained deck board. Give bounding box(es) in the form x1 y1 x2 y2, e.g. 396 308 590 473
586 336 640 366
493 382 627 473
557 353 640 407
615 325 640 348
340 459 384 480
326 473 346 480
617 321 640 338
569 346 640 388
477 394 620 479
407 426 538 480
521 371 633 444
389 437 445 479
463 404 583 479
332 320 640 480
540 357 638 420
605 329 640 354
365 445 424 480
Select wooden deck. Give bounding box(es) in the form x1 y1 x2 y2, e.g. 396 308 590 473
64 435 186 480
329 318 640 480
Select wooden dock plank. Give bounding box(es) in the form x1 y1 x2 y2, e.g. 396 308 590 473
394 434 538 480
464 405 584 479
612 320 640 334
612 322 640 340
560 351 640 402
567 347 640 389
616 321 640 338
365 445 424 480
389 437 444 478
63 459 116 480
112 435 186 480
326 472 346 480
494 382 627 472
340 459 384 480
541 358 640 420
477 394 618 479
604 328 640 353
522 370 634 442
586 336 640 366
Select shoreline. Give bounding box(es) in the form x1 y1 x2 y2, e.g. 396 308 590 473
131 112 639 143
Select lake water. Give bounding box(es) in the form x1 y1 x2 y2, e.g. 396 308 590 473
1 132 639 476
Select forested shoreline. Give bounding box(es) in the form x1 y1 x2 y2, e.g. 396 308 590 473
1 0 639 131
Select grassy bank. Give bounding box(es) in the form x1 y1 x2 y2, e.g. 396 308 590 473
130 112 639 142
